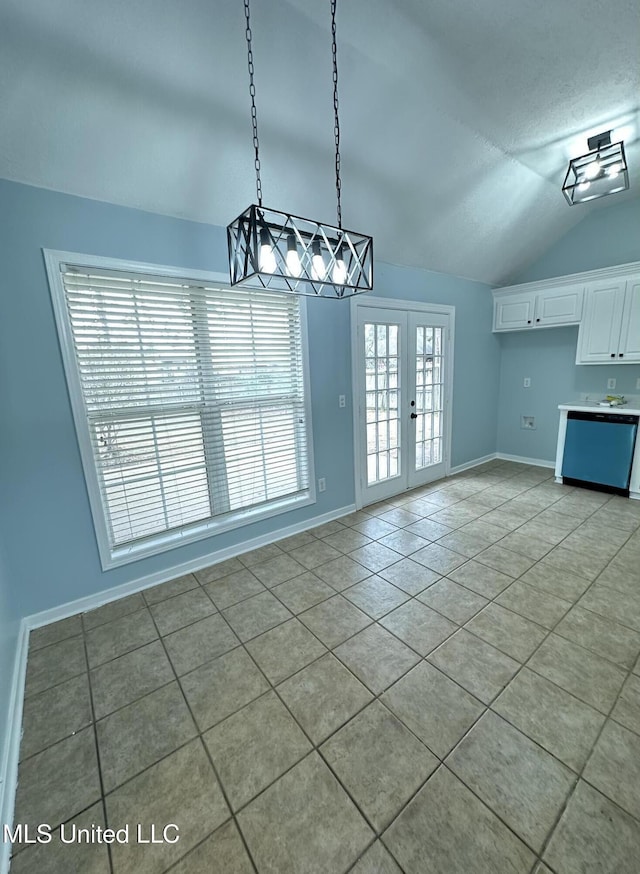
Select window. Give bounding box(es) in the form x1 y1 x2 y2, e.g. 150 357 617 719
45 252 313 568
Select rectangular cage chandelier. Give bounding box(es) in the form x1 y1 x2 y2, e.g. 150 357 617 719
562 130 629 206
227 0 373 299
227 205 373 298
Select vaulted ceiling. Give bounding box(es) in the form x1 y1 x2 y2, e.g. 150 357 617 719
1 0 638 284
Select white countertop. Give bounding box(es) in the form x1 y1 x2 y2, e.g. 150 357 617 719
558 402 640 416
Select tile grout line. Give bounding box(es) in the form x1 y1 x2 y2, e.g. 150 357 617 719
80 626 116 874
531 599 640 868
11 630 117 872
145 600 263 873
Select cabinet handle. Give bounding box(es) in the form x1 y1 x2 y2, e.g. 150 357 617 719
611 353 615 358
619 353 624 358
527 320 532 324
536 318 540 322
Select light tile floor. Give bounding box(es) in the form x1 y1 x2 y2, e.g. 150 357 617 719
10 460 640 873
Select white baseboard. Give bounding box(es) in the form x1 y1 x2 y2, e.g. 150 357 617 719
0 619 29 874
448 453 498 475
450 452 555 476
495 452 555 469
26 503 356 631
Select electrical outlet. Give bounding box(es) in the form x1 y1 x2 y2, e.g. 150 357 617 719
318 477 326 492
521 416 536 430
523 377 531 388
636 378 640 390
339 394 346 408
607 378 616 390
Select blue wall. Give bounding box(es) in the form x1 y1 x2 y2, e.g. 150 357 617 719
497 200 640 461
0 178 498 621
0 179 354 618
0 539 20 801
515 199 640 284
374 262 500 467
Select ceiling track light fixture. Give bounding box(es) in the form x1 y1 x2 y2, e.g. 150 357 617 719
562 130 629 206
227 0 373 299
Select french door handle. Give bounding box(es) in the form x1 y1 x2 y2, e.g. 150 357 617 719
410 413 418 419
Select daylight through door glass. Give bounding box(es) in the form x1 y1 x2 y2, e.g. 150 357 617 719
415 325 443 469
364 322 399 485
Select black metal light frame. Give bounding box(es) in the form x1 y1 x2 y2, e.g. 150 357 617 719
227 205 373 298
562 131 629 206
227 0 373 299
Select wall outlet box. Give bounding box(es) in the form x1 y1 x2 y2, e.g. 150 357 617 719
318 477 326 492
521 416 536 430
607 378 616 390
523 377 531 388
339 394 346 408
636 378 640 390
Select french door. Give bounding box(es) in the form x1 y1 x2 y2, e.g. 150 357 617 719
353 302 453 506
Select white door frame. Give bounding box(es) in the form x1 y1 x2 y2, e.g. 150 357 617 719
350 297 455 509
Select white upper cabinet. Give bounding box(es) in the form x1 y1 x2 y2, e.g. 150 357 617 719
493 284 583 332
493 292 535 330
576 280 626 363
577 275 640 364
493 262 640 365
536 285 584 327
619 278 640 360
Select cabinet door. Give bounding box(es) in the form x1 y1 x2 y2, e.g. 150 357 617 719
494 292 535 331
576 281 626 364
534 285 584 326
618 278 640 362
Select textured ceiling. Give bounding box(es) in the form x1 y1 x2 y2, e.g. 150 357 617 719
0 0 638 285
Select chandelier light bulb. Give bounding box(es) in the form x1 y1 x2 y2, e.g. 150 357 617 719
577 181 590 192
286 234 302 277
584 159 601 180
607 163 622 178
311 240 326 281
259 227 277 273
332 244 348 284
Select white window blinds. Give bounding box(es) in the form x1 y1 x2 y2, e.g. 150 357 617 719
59 265 310 556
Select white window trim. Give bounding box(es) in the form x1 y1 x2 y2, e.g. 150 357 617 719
43 249 316 570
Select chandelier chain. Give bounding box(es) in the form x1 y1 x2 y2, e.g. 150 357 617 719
331 0 342 229
244 0 262 206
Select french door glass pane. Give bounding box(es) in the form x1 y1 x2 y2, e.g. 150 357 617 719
365 322 400 485
415 325 444 471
